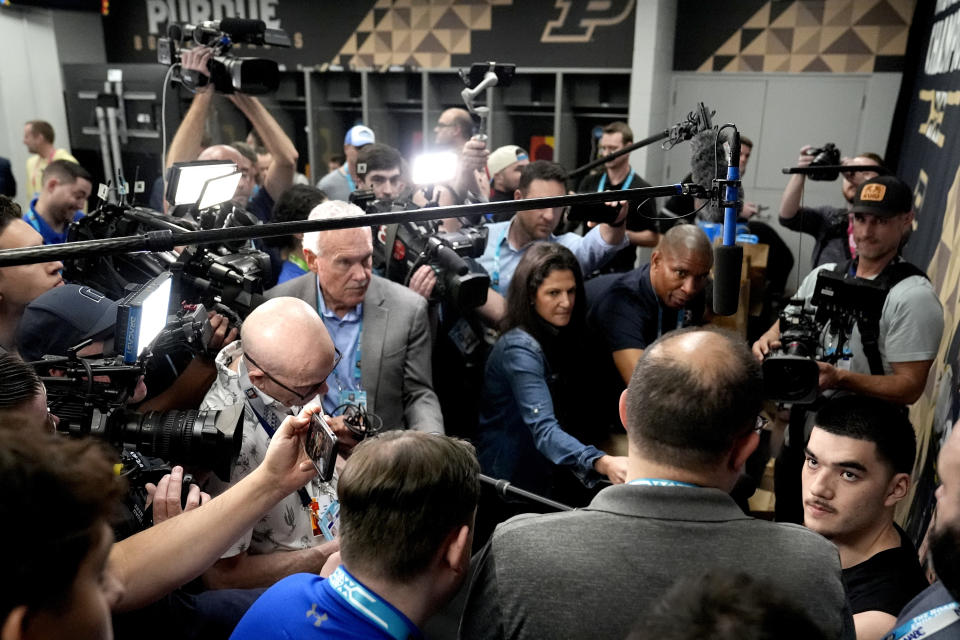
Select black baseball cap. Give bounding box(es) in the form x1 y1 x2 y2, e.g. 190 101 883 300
17 285 118 362
850 175 912 218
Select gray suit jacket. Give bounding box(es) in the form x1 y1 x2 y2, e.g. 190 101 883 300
266 273 444 433
460 484 855 639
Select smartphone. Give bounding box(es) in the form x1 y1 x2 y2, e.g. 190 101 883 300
304 413 339 482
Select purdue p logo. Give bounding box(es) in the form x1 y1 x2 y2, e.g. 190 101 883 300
860 184 886 202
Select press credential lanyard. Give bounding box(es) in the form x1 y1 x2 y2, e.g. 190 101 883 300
322 317 363 394
883 602 960 640
238 357 292 438
344 166 357 193
628 478 698 488
328 566 418 640
657 306 685 338
597 168 635 192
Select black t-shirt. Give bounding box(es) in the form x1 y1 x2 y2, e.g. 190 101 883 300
584 264 705 427
844 525 930 616
576 170 658 274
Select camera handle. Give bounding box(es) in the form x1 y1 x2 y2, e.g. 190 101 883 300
781 164 886 176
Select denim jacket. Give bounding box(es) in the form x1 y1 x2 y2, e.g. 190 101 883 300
477 328 605 495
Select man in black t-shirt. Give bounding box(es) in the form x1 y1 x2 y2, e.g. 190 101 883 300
585 224 711 428
802 396 928 640
575 121 659 273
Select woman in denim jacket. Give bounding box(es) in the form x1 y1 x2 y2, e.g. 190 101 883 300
476 242 627 505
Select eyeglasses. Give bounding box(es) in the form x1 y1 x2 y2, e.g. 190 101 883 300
244 348 342 403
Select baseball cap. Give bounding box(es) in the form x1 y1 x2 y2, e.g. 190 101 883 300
487 145 528 178
850 175 912 218
344 125 375 148
17 285 118 362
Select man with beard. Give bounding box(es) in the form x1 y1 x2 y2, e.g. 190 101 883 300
889 425 960 638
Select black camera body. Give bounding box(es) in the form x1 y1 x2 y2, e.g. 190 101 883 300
805 143 842 181
382 220 490 311
158 19 291 95
762 303 821 404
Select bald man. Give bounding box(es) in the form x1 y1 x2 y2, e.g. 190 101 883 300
199 296 340 589
461 327 854 640
587 223 713 385
434 107 474 153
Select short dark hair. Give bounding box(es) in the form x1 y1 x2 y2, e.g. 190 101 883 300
625 327 763 469
631 571 828 640
337 431 480 582
0 352 43 415
0 431 123 623
0 195 21 233
518 160 567 193
356 143 403 177
740 135 754 149
27 120 54 144
812 395 916 475
857 152 884 167
41 160 91 187
328 153 346 166
230 141 258 166
504 242 585 337
266 185 328 249
603 121 633 145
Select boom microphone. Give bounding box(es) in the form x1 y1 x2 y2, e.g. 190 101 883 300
713 128 743 317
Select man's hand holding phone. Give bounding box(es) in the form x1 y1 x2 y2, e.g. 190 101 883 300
255 405 324 500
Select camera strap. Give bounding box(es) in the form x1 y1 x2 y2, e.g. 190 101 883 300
834 258 928 376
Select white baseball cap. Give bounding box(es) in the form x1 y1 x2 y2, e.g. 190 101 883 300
487 145 528 177
344 125 375 147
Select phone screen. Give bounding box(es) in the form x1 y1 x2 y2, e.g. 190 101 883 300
304 413 339 482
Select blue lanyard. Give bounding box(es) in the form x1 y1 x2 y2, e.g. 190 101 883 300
322 316 363 392
883 601 960 640
598 168 635 192
628 478 698 487
345 167 357 193
657 306 685 338
491 225 510 293
327 566 418 640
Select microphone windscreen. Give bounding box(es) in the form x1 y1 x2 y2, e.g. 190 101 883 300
218 18 266 39
713 244 743 316
689 131 727 223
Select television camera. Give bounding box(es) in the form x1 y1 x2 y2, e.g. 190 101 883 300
762 269 889 403
158 18 291 95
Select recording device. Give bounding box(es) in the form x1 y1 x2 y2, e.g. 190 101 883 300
65 180 269 320
115 450 198 540
802 143 842 181
713 126 744 317
380 220 490 311
158 18 291 94
762 270 888 403
459 62 516 140
304 413 339 483
33 274 244 480
336 403 384 441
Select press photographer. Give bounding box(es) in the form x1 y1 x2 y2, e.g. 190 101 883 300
779 143 885 268
752 175 943 522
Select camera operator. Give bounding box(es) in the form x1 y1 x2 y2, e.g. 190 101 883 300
431 108 490 206
199 296 340 590
0 195 63 355
780 146 884 268
0 404 324 639
0 352 54 433
165 45 298 225
753 175 943 522
318 125 375 202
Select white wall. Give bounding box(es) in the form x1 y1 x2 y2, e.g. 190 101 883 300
0 8 68 209
628 0 676 180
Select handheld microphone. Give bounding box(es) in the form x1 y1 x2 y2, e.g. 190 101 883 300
713 128 743 316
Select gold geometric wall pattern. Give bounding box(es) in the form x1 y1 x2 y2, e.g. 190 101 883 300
698 0 915 73
332 0 513 70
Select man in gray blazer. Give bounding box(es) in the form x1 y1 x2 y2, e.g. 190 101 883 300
266 200 443 440
460 327 854 640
